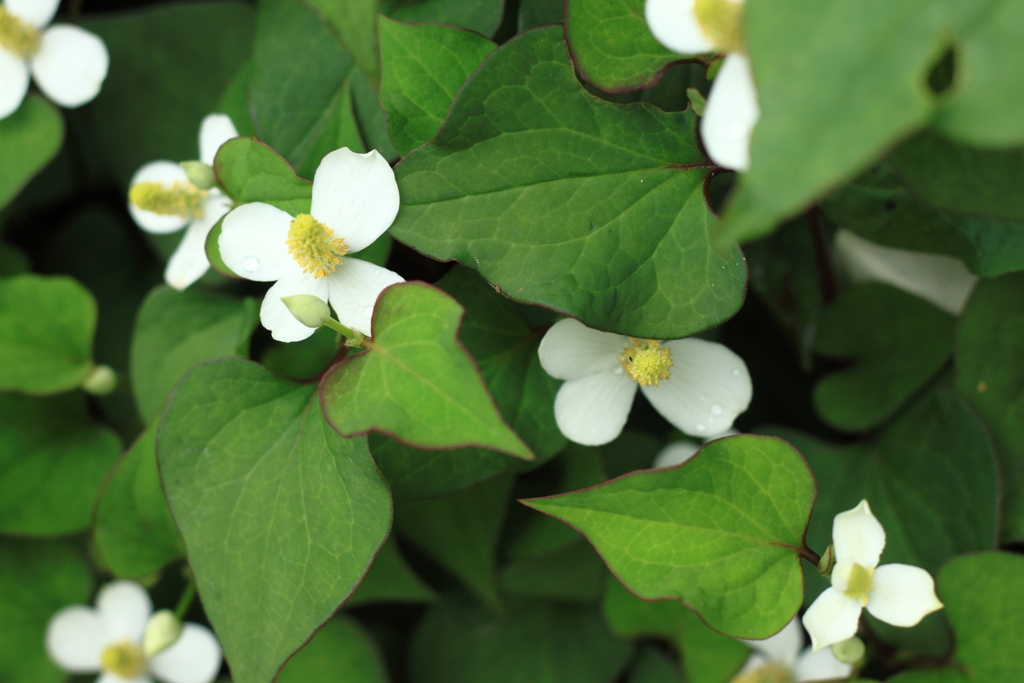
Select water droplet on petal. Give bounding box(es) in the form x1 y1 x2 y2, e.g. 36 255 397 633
732 369 740 376
242 256 259 272
613 367 624 374
710 403 723 416
267 259 275 266
695 423 707 433
362 305 373 317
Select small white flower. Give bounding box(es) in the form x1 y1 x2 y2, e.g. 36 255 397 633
802 500 944 652
644 0 759 171
45 580 222 683
734 617 852 683
127 114 239 291
651 427 738 468
218 147 404 342
538 318 752 446
0 0 109 119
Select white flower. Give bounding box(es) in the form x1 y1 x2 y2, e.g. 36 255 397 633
218 147 403 342
802 500 944 652
45 580 222 683
833 229 977 315
644 0 759 171
651 428 738 468
127 114 238 291
537 318 752 446
734 617 852 683
0 0 109 119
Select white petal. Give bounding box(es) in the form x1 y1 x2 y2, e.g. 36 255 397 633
644 0 714 55
260 272 329 342
553 371 638 446
832 500 886 570
537 318 627 381
219 202 297 282
701 52 760 172
6 0 60 27
96 580 152 644
198 113 239 166
651 440 700 468
44 605 103 673
0 49 29 121
98 674 152 683
801 587 863 652
325 257 404 337
310 148 400 253
741 616 803 667
148 623 222 683
31 24 109 108
866 563 944 628
639 337 751 437
127 161 192 234
164 217 216 290
793 646 853 682
833 230 977 315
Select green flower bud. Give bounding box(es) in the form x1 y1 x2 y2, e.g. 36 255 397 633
831 636 866 664
143 609 183 657
82 365 117 396
687 87 707 117
818 542 835 576
180 160 217 191
281 294 332 329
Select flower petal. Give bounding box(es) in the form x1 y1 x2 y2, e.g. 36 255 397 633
310 148 400 253
701 52 760 172
127 161 191 234
644 0 714 55
325 257 404 337
0 49 29 121
639 337 751 437
219 202 298 282
741 616 803 667
98 674 153 683
31 24 109 108
793 646 853 682
260 272 329 342
651 440 700 468
866 563 944 628
164 197 227 290
45 605 103 673
6 0 60 27
801 587 863 652
198 113 239 166
554 370 638 446
832 499 886 569
735 653 768 677
833 229 977 315
97 580 152 644
538 318 627 381
148 623 222 683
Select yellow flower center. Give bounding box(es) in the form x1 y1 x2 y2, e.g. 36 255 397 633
618 338 673 386
844 563 874 605
694 0 744 53
101 640 147 679
732 662 794 683
129 181 207 218
0 6 39 57
286 213 348 278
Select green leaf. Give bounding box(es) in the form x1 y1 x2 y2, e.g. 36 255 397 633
0 96 63 213
410 593 633 683
369 434 513 500
261 326 343 381
390 26 746 339
518 0 564 31
385 0 504 36
93 420 184 580
213 137 313 215
940 552 1024 683
158 358 392 683
0 274 97 395
130 285 258 423
523 434 815 638
346 535 437 607
886 671 970 683
277 616 388 683
395 474 513 608
955 273 1024 542
499 539 607 603
0 242 30 277
378 17 496 156
0 541 92 683
0 393 121 536
306 0 381 85
320 281 533 460
627 647 680 683
812 284 954 432
565 0 681 92
351 70 401 163
216 60 258 137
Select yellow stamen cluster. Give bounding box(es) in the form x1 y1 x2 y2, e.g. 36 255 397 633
0 6 39 57
694 0 745 53
286 213 348 278
101 641 147 678
844 563 874 605
732 662 795 683
619 338 673 386
129 181 206 218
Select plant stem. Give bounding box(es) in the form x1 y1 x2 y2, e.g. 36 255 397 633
174 580 196 620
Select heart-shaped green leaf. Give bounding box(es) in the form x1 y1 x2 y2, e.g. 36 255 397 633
0 95 63 213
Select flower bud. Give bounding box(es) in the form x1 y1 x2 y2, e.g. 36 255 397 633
687 87 707 117
831 636 865 664
142 609 182 657
179 161 217 191
281 294 331 329
82 365 117 396
818 542 835 576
